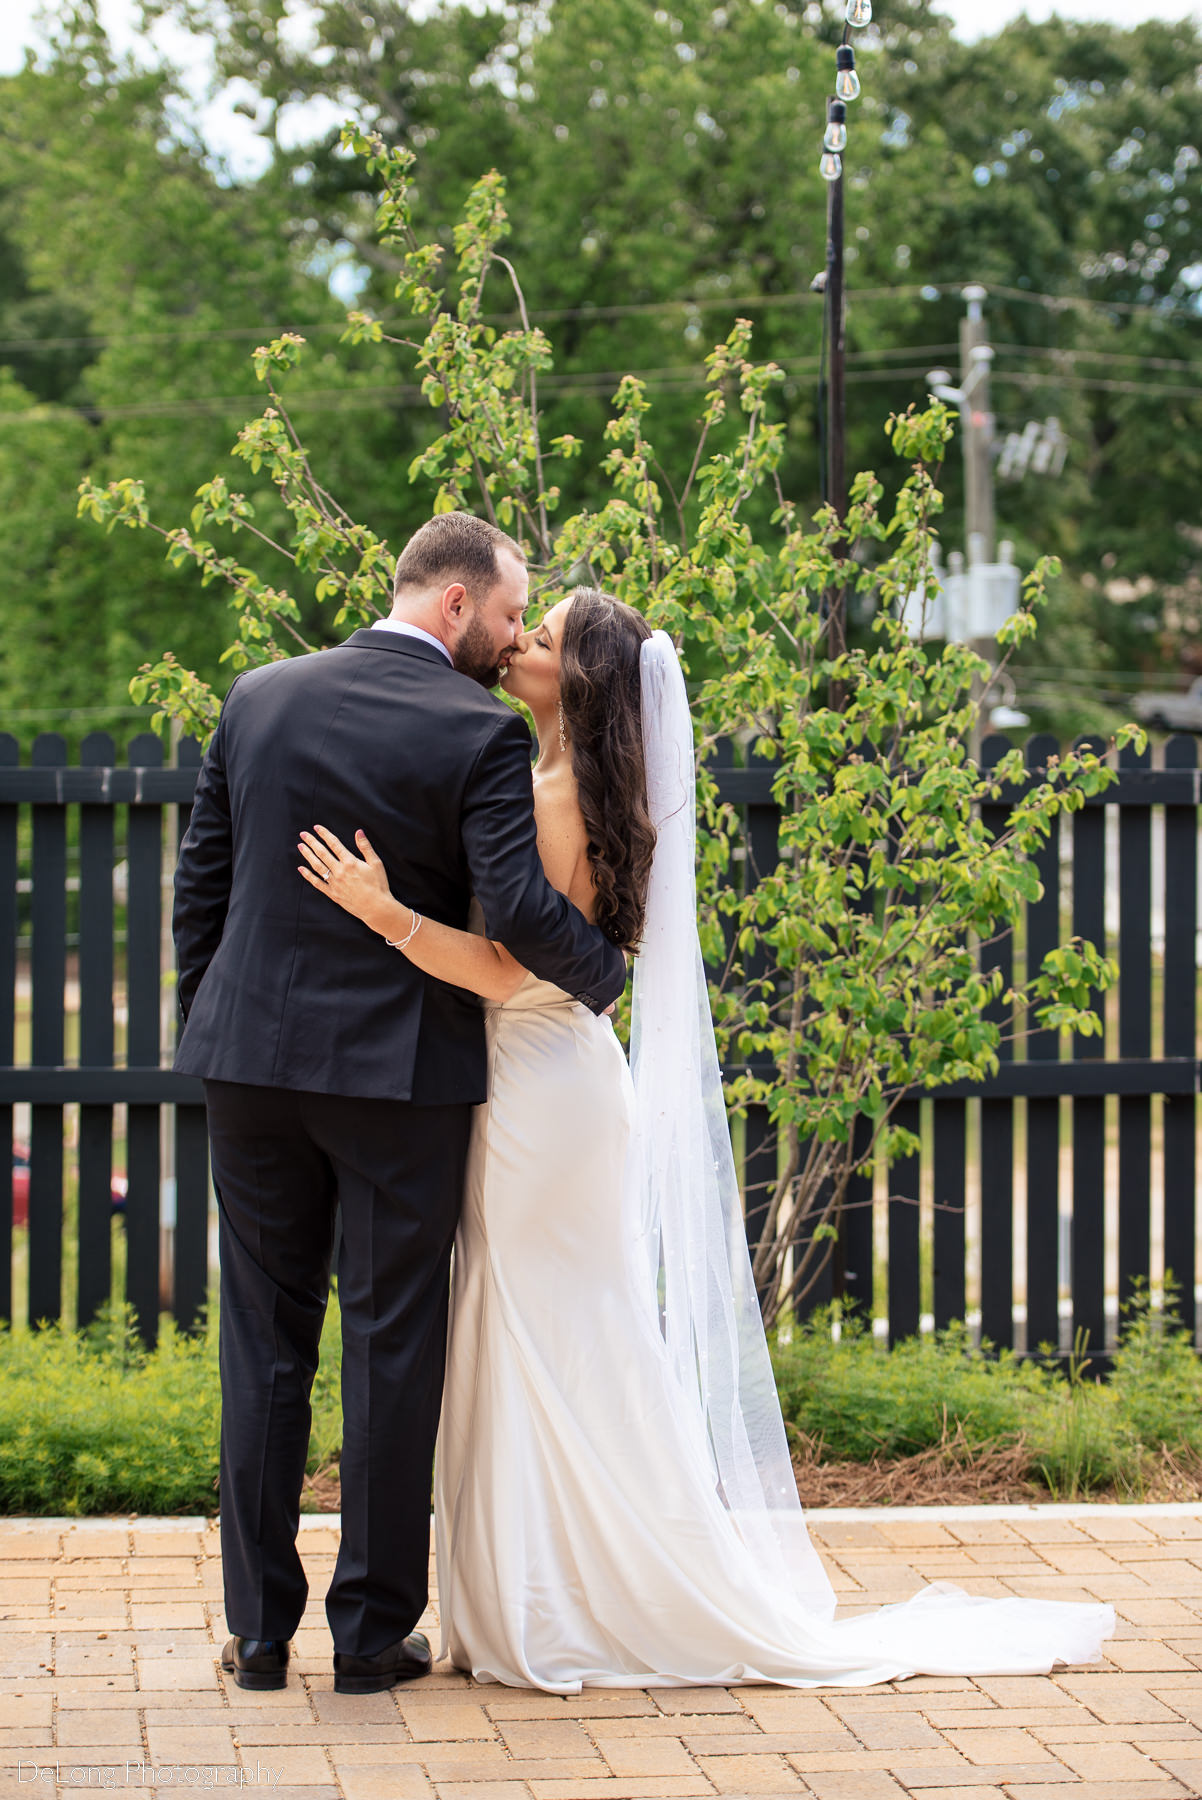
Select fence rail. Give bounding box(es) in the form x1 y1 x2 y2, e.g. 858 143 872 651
2 730 1199 1356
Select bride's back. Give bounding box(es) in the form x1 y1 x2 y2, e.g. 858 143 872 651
532 759 597 923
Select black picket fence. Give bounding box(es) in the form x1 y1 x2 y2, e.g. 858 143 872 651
1 730 1199 1355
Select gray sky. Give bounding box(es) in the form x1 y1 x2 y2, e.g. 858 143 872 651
2 0 1197 177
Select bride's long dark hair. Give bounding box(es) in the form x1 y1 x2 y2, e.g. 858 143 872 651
559 588 657 953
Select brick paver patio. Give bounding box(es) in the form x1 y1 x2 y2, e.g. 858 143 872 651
3 1505 1202 1799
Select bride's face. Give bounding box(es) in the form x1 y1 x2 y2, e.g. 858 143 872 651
500 597 571 712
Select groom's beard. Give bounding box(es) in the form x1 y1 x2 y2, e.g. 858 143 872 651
453 608 507 688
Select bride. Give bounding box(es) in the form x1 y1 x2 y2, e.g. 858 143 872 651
298 586 1114 1692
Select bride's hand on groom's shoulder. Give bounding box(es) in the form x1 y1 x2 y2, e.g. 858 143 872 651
297 825 396 936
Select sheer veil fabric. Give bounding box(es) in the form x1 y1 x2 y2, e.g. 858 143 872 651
630 632 836 1616
621 630 1115 1680
433 633 1114 1691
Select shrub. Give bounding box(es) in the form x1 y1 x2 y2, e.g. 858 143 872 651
772 1312 1050 1463
0 1298 345 1516
0 1307 220 1514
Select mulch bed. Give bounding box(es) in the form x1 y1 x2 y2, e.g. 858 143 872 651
301 1438 1202 1514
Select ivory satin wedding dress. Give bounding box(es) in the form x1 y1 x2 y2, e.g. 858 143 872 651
432 635 1114 1694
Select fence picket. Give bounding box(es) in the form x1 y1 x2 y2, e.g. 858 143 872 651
887 1099 921 1345
838 1116 875 1325
741 790 780 1299
1118 736 1153 1314
0 733 15 1325
77 733 116 1327
125 733 163 1343
1162 734 1198 1336
979 734 1015 1349
932 1100 966 1331
1025 733 1063 1354
1071 737 1109 1360
29 735 67 1325
172 738 209 1330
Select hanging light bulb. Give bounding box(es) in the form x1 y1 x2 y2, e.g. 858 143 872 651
835 45 860 101
846 0 872 23
824 100 847 153
820 150 843 181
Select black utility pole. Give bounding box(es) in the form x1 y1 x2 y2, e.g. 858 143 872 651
819 18 867 662
825 162 847 660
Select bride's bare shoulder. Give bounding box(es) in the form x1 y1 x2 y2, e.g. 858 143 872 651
532 763 592 908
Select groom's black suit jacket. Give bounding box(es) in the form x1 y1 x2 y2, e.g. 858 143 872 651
173 627 627 1102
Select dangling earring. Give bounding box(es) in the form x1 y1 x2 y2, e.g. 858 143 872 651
557 702 567 754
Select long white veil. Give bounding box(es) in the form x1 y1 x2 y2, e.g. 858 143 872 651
628 631 836 1620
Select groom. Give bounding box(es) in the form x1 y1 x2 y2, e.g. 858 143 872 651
174 512 627 1693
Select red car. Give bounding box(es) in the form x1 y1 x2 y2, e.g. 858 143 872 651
11 1144 126 1228
12 1143 28 1229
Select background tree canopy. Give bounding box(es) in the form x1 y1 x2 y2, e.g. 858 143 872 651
2 0 1199 747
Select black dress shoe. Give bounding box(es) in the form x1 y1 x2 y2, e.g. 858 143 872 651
221 1636 290 1691
333 1629 431 1694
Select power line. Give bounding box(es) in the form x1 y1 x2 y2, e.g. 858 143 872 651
4 357 1200 427
992 370 1202 401
0 279 1196 358
993 343 1202 375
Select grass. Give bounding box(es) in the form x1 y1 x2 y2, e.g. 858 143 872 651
2 1284 1201 1515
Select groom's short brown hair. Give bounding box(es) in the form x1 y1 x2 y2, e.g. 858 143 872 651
393 513 525 600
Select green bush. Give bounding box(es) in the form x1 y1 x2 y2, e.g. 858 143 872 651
2 1288 1198 1513
0 1307 220 1514
1108 1277 1202 1462
771 1312 1051 1462
0 1297 345 1516
773 1290 1202 1499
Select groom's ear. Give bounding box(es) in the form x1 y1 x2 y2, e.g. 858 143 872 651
441 582 469 630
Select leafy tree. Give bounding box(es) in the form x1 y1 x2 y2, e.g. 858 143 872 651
5 0 1199 743
140 0 1202 725
82 130 1137 1325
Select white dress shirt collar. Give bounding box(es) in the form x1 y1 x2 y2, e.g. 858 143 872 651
370 617 453 665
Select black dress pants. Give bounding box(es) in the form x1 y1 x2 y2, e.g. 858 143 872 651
204 1079 470 1656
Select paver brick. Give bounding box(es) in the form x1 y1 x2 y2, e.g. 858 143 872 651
603 1715 747 1738
1039 1740 1173 1781
398 1703 500 1741
1055 1676 1184 1723
920 1708 1088 1730
939 1728 1057 1765
689 1722 850 1755
334 1772 435 1800
527 1782 713 1799
0 1699 52 1728
693 1750 806 1791
592 1733 701 1776
898 1790 1005 1799
830 1709 946 1750
651 1688 746 1714
143 1725 237 1762
54 1709 142 1745
0 1720 54 1742
498 1722 599 1759
430 1786 528 1800
1102 1640 1195 1672
1153 1760 1202 1790
1005 1785 1189 1800
796 1773 907 1799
